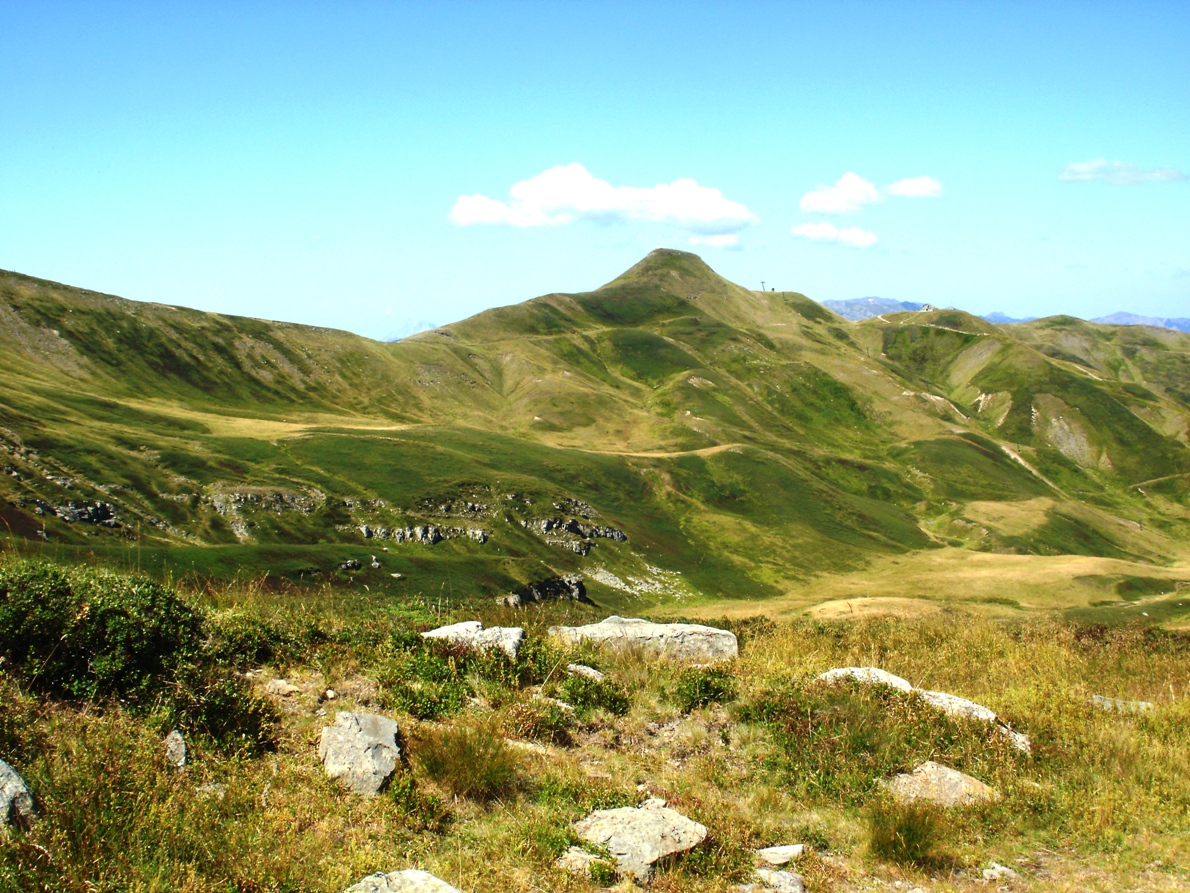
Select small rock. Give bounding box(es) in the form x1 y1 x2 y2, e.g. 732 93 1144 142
815 667 914 691
550 616 738 662
640 797 667 808
572 798 708 880
319 711 401 795
756 844 805 866
265 678 300 697
196 782 226 800
343 869 462 893
882 760 1000 807
339 558 362 571
0 759 36 834
163 729 187 768
422 620 525 660
555 845 599 874
1091 694 1155 714
371 555 381 569
754 868 806 893
983 862 1019 881
323 688 338 701
567 663 606 682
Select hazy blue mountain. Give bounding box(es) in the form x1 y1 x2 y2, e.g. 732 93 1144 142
1093 312 1190 333
820 297 925 320
983 312 1037 324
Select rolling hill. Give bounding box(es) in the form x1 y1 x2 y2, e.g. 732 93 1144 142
2 249 1188 616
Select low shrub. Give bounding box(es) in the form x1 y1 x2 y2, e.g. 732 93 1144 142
559 674 630 716
0 561 203 702
166 667 279 755
415 722 520 801
501 698 573 745
867 797 944 865
673 667 737 712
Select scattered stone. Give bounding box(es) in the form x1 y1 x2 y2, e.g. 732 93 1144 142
983 862 1020 881
815 666 914 692
421 620 524 660
319 711 401 795
343 869 462 893
265 678 300 697
497 573 592 608
917 689 1032 753
196 782 226 800
1091 694 1155 714
163 729 187 768
323 688 338 701
753 868 806 893
567 663 606 682
550 616 738 662
371 555 381 569
756 844 805 866
0 759 36 833
881 760 1000 807
339 558 363 571
555 845 600 875
572 798 708 880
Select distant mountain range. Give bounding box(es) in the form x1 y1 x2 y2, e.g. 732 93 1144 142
823 298 1188 333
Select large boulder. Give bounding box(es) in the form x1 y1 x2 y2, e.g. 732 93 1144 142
319 711 401 795
917 689 1031 753
549 616 738 662
881 760 999 807
0 759 36 834
815 667 913 692
343 870 461 893
422 621 524 660
572 798 708 880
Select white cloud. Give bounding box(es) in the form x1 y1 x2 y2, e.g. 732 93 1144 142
449 163 758 235
689 233 739 248
791 222 877 248
885 175 943 197
1059 159 1186 185
799 172 882 214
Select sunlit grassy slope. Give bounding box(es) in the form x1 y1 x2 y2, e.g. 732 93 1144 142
2 250 1188 617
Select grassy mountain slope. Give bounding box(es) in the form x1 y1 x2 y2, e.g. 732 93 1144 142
2 252 1188 617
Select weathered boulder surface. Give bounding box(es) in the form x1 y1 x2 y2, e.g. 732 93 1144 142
0 759 36 833
567 663 606 682
319 711 401 795
550 616 738 662
881 760 999 807
815 666 913 691
555 845 601 875
572 798 708 880
753 868 806 893
422 621 524 660
756 844 805 866
343 869 461 893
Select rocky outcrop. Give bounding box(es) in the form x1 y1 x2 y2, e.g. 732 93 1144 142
815 667 1030 752
319 711 401 795
550 616 738 662
422 621 524 660
497 574 591 608
815 666 913 692
343 870 462 893
881 760 999 807
0 759 36 834
571 798 707 881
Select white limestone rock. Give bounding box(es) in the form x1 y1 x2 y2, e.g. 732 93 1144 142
566 663 606 682
343 869 461 893
550 616 738 662
422 620 524 660
319 711 401 795
815 667 914 691
0 759 36 834
881 760 1000 808
1091 694 1155 714
572 798 708 880
754 868 806 893
163 729 187 769
917 690 1031 753
756 844 805 866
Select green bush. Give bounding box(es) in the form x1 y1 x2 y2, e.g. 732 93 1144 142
166 667 279 755
0 561 203 702
589 859 617 885
673 667 737 712
559 674 630 716
867 798 944 865
415 722 520 801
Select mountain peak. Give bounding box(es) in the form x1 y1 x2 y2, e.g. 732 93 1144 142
597 248 724 293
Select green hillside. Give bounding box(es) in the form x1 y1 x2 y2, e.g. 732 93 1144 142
2 251 1188 615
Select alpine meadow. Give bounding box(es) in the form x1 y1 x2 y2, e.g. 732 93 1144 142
1 249 1189 892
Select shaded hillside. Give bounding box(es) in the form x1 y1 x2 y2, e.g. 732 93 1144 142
1 251 1188 607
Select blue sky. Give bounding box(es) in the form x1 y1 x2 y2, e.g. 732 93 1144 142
1 1 1186 338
